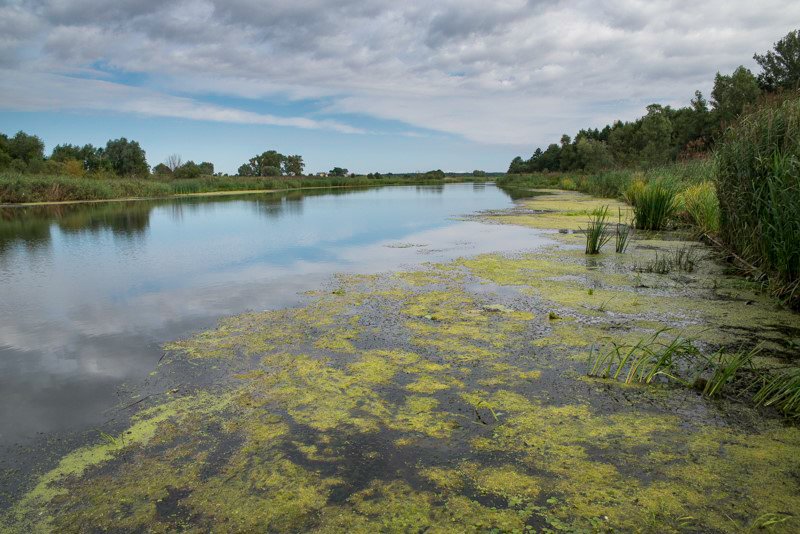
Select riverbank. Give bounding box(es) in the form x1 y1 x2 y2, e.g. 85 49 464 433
0 173 473 205
4 190 799 532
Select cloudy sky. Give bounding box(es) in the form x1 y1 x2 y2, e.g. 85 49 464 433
1 1 797 173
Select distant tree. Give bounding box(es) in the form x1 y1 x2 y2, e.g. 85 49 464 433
51 144 83 162
166 154 183 172
0 133 11 170
283 155 305 176
104 138 149 176
152 163 172 175
240 150 285 176
62 159 85 177
575 138 613 172
174 161 202 179
639 105 673 167
711 66 761 124
423 169 445 179
329 167 348 177
8 131 45 164
238 163 254 176
472 170 486 177
754 29 800 91
507 156 525 174
198 162 214 175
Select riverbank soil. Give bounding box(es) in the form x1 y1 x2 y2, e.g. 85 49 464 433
4 190 799 533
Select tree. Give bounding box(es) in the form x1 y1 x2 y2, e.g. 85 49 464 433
575 138 613 172
283 155 305 176
754 29 800 91
507 156 525 174
51 144 84 162
639 105 673 167
173 161 202 179
8 131 45 164
62 159 85 177
166 154 183 172
472 170 486 177
329 167 348 177
711 66 760 124
198 162 214 175
104 138 149 176
238 163 254 176
240 150 286 176
153 163 172 175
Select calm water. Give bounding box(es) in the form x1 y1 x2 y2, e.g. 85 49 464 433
0 184 551 445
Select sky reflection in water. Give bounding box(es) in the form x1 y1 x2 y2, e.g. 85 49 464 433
0 184 552 445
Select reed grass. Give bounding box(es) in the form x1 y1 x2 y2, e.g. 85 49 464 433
614 208 632 253
754 368 800 417
629 180 678 231
680 181 720 235
582 205 612 254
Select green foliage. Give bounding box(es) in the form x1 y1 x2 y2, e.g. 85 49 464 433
711 66 761 124
472 170 486 177
614 209 632 253
753 29 800 91
7 131 44 164
240 150 286 176
103 138 149 176
680 181 720 235
329 167 349 177
629 180 678 231
582 206 612 255
715 96 800 306
283 155 304 176
754 368 800 417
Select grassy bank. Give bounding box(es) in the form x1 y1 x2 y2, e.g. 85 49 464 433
0 173 472 204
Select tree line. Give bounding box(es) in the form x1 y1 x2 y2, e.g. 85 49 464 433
508 29 800 173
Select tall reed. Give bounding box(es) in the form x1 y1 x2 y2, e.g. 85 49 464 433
583 206 612 254
629 180 678 231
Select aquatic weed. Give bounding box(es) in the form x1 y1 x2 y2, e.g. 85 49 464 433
582 205 612 255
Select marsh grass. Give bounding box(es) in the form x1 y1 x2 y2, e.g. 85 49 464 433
754 368 800 418
680 181 720 235
629 180 678 231
700 346 759 398
715 96 800 307
634 244 699 274
582 205 612 254
615 208 632 253
588 329 695 385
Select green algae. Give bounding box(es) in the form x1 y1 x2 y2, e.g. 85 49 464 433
6 188 800 534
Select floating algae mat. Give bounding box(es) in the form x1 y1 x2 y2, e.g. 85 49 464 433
4 190 800 532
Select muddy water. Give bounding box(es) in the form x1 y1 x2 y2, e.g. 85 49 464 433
0 184 550 446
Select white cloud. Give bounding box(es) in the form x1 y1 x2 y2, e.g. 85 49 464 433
2 0 798 147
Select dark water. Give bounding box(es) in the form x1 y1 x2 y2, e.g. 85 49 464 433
0 183 551 446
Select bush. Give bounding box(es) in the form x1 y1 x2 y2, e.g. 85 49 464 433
715 96 800 305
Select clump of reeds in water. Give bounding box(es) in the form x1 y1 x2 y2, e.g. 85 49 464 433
583 205 612 254
628 180 678 231
679 181 720 236
633 244 699 274
615 208 632 253
754 368 800 418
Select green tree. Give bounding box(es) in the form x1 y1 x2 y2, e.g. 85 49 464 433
507 156 525 174
152 163 172 175
575 138 613 171
283 155 305 176
8 131 45 164
104 138 149 176
198 162 214 175
241 150 285 176
329 167 348 177
754 29 800 91
711 66 761 124
638 105 673 167
174 161 202 179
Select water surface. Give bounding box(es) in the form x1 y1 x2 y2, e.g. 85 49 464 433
0 184 550 445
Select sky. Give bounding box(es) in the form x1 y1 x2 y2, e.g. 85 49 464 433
1 1 798 174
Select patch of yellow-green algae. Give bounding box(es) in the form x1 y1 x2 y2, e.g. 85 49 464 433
6 190 800 533
497 189 631 231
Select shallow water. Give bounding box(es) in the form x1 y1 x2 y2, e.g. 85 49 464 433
0 183 551 446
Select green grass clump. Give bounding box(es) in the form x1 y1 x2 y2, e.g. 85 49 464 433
715 95 800 307
582 206 612 254
679 181 720 235
754 368 800 418
580 170 633 198
614 209 632 253
629 180 678 231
